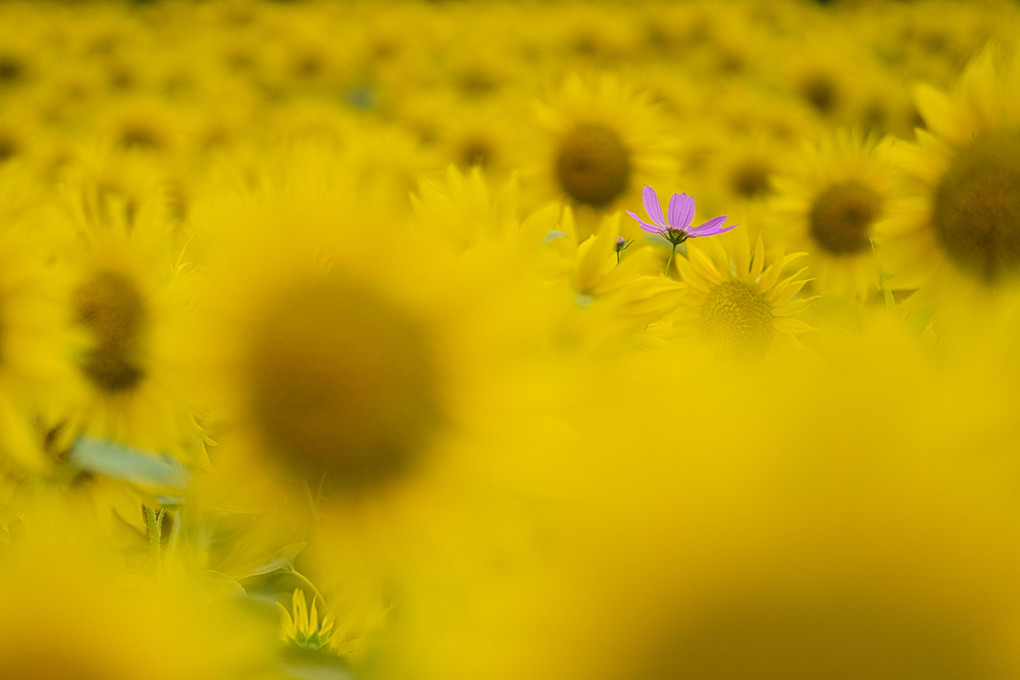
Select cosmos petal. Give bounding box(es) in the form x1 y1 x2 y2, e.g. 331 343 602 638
691 224 737 237
668 192 695 229
688 215 730 235
627 211 665 234
641 186 668 228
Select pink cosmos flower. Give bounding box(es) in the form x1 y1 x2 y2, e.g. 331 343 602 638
627 185 736 245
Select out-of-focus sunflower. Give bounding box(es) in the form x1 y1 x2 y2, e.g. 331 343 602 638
877 47 1020 303
767 22 883 128
51 189 203 464
434 100 532 179
768 130 898 299
97 94 191 159
550 208 684 349
665 230 815 359
710 132 789 210
543 341 1020 680
532 73 676 221
0 519 276 680
0 166 69 473
190 168 580 585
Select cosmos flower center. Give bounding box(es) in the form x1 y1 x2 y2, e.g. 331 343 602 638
932 130 1020 283
645 593 997 680
809 180 883 255
244 275 441 495
700 281 773 356
74 269 147 393
555 123 631 208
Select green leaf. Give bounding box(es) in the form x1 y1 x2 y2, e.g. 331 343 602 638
277 646 353 680
233 542 308 580
69 437 189 489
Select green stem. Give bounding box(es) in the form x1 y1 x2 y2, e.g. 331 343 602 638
145 506 165 574
665 243 678 276
283 568 326 604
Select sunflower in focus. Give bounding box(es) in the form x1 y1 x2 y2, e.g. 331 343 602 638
768 130 897 299
877 47 1020 301
533 73 675 220
666 231 815 360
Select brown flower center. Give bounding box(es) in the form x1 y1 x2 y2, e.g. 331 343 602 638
809 180 883 255
932 131 1020 283
732 161 772 199
555 123 631 208
459 137 493 169
244 275 441 495
74 269 147 393
4 650 115 680
800 72 839 114
641 592 1000 680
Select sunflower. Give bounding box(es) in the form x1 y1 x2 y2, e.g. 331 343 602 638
767 25 882 129
710 132 790 208
666 230 815 360
768 129 899 299
876 47 1020 304
544 338 1020 680
555 208 685 349
532 73 676 222
0 166 69 473
433 98 533 179
50 186 204 465
0 520 275 680
189 166 581 598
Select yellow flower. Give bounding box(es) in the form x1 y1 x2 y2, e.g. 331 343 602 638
279 588 336 651
558 208 685 348
768 129 899 299
667 230 815 359
189 164 580 576
542 339 1020 680
532 73 676 222
0 166 69 472
0 522 276 680
877 47 1020 302
51 187 204 464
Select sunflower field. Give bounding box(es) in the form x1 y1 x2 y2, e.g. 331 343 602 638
2 0 1020 678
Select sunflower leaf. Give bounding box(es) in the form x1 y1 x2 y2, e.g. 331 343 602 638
69 437 189 489
233 542 308 580
277 646 353 680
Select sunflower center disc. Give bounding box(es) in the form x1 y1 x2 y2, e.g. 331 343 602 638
74 269 147 393
555 123 631 208
800 72 839 114
700 281 774 357
732 161 771 199
5 650 111 680
809 180 882 255
459 137 493 169
245 275 441 495
643 593 998 680
932 131 1020 283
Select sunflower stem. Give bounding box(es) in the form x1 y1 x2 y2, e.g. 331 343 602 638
145 506 165 575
